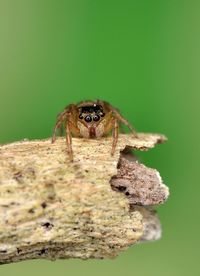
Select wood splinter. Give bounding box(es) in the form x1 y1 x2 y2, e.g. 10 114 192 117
0 133 169 264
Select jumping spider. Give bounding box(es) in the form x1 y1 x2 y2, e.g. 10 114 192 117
52 100 137 161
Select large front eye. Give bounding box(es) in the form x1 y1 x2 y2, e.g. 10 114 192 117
93 114 100 121
85 115 92 122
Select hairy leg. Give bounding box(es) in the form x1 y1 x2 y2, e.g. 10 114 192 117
52 104 75 143
110 106 137 137
52 111 67 143
102 101 137 137
58 123 65 137
111 119 119 156
65 120 73 161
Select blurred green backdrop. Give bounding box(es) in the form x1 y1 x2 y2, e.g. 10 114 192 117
0 0 199 275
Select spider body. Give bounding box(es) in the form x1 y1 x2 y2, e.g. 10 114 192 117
52 100 137 161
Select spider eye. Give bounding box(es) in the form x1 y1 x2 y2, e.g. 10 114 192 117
84 115 92 122
100 113 105 117
93 114 100 122
79 114 83 119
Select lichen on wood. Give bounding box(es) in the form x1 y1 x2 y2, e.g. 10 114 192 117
0 133 169 264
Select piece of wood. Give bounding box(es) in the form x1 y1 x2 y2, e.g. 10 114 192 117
111 156 169 206
0 133 168 264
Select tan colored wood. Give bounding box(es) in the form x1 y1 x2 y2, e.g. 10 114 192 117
0 133 168 264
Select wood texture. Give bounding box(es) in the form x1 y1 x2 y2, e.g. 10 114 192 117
0 133 168 264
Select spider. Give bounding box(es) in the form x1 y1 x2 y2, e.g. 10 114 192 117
52 100 137 161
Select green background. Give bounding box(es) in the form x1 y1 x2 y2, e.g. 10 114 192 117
0 0 199 275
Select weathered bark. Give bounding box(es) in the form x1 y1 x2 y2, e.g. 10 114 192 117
111 156 169 206
0 133 169 264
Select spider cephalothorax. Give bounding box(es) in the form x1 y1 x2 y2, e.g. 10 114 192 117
52 100 137 161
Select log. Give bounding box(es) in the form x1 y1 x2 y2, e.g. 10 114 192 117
0 133 169 264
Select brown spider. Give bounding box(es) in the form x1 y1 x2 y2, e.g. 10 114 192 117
52 100 137 161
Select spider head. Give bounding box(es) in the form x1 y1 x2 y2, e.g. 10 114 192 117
77 103 106 138
78 104 105 125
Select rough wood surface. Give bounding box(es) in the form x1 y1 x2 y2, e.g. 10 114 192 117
0 133 168 264
111 156 169 206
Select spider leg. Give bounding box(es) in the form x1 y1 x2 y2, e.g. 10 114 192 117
65 120 73 161
58 123 65 136
119 122 126 133
111 119 119 156
109 105 137 137
52 110 68 143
